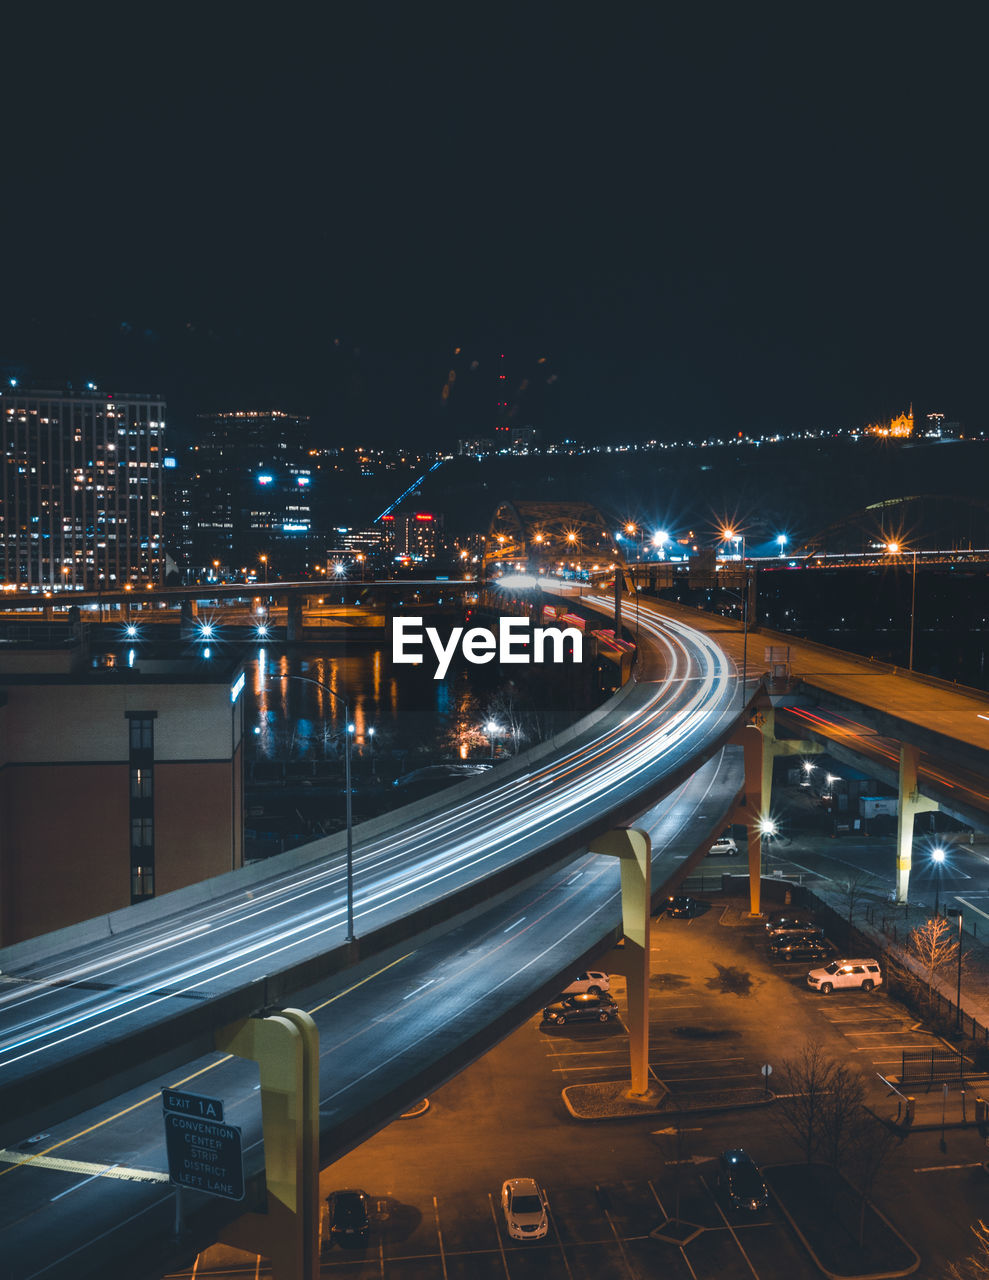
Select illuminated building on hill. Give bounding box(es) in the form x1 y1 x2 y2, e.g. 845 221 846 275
866 405 914 438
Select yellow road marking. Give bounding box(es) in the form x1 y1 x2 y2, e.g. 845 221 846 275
0 952 413 1178
0 1148 169 1182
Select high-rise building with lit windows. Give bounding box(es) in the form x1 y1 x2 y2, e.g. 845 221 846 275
186 409 311 572
0 386 166 591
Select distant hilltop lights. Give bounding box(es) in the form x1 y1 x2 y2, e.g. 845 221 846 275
865 406 914 438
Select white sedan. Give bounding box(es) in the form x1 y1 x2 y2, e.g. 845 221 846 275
562 970 610 995
501 1177 549 1240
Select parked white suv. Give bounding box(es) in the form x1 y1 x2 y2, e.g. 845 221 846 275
563 970 610 996
807 959 882 994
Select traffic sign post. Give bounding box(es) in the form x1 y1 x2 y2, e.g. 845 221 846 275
761 1063 773 1096
161 1088 224 1122
164 1112 244 1201
163 1091 243 1203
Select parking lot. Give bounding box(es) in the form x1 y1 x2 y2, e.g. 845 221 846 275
312 1171 819 1278
174 893 969 1279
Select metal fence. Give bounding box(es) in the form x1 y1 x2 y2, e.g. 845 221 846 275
802 887 989 1067
900 1048 964 1084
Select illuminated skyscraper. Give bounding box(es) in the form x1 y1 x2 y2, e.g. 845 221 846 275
188 409 311 570
0 385 166 591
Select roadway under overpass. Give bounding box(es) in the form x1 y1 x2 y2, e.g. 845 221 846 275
638 596 989 901
0 599 753 1279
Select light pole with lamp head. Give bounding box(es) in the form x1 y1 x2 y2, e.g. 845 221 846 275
946 905 964 1030
722 527 749 704
268 671 355 942
886 542 919 671
758 816 777 878
932 845 945 918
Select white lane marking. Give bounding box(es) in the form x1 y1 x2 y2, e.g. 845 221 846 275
565 872 584 884
702 1176 761 1279
432 1197 449 1280
503 918 526 933
956 896 989 923
597 1184 636 1278
648 1178 700 1280
49 1162 120 1202
402 980 436 1000
544 1192 575 1280
915 1162 985 1172
487 1192 511 1278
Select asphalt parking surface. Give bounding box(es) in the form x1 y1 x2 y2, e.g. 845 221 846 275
171 893 984 1278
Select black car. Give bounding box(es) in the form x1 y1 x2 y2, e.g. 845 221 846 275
666 895 698 918
770 934 828 961
718 1149 769 1212
542 992 620 1025
766 914 816 935
326 1189 371 1242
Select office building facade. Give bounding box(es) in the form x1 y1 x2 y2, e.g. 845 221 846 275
0 386 166 591
186 410 312 573
0 647 245 944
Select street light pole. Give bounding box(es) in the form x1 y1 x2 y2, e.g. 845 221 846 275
269 671 355 942
908 550 917 672
932 847 945 918
956 908 964 1031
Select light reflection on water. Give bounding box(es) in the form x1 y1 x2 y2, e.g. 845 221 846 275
246 645 506 762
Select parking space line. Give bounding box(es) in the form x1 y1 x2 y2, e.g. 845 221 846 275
487 1192 511 1278
647 1178 700 1280
544 1194 575 1280
701 1176 761 1279
597 1184 636 1278
432 1195 449 1280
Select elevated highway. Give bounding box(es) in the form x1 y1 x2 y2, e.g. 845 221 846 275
0 600 749 1278
640 597 989 899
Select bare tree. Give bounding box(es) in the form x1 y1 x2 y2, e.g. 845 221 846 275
819 1060 866 1173
893 915 965 1013
840 870 872 942
774 1042 841 1164
485 683 537 755
948 1221 989 1278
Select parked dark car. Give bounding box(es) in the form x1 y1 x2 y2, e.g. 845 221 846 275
770 933 828 961
766 914 817 935
542 992 620 1025
666 895 698 918
718 1149 769 1212
326 1189 371 1242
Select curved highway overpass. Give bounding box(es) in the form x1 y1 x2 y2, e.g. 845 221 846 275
0 601 748 1278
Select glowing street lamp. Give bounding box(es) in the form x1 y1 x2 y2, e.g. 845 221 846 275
485 719 502 759
932 846 946 917
777 534 788 558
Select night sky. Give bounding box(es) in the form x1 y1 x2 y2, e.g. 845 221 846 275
2 7 986 445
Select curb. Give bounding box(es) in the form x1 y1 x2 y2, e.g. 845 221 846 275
561 1085 775 1121
765 1165 920 1280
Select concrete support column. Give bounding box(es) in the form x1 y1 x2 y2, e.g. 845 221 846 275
286 596 303 643
738 724 766 917
216 1008 320 1280
588 827 652 1097
179 599 197 640
895 744 939 903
